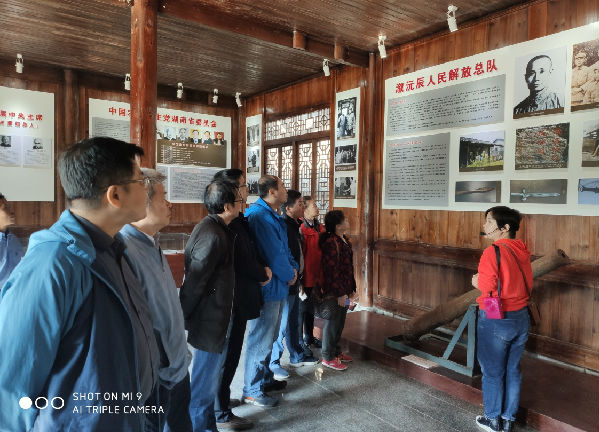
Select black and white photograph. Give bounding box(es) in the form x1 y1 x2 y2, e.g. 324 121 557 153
582 119 599 167
32 138 44 150
336 97 357 139
0 135 12 147
455 181 501 203
578 178 599 205
334 176 356 199
334 144 357 171
509 179 567 204
515 123 569 170
246 124 260 146
458 131 504 172
247 177 259 195
513 47 566 118
247 148 260 173
571 39 599 111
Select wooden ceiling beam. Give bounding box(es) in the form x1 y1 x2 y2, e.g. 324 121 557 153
159 1 369 68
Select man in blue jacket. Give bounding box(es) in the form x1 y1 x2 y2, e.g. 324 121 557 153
0 193 24 289
242 175 298 407
0 137 160 432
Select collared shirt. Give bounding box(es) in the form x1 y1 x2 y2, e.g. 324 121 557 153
73 215 159 401
119 224 190 389
0 229 24 289
514 89 562 114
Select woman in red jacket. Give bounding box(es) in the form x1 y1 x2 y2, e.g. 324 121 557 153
319 210 356 371
299 196 324 349
472 206 533 432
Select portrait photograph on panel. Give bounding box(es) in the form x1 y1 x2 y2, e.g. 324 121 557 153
334 144 357 171
246 148 260 173
0 135 20 167
582 119 599 167
455 181 501 203
571 39 599 111
246 124 260 146
334 176 356 199
176 127 189 142
0 135 12 147
509 179 567 204
458 130 504 172
515 123 569 170
213 131 227 146
578 178 599 205
336 97 357 139
513 47 566 118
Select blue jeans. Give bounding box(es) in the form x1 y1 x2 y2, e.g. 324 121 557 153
270 293 305 367
243 299 285 397
189 321 231 432
477 308 529 421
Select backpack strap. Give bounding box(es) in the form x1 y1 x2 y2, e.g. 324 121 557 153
492 244 501 298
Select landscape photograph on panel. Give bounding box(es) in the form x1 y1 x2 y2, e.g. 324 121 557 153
336 97 357 139
571 39 599 111
510 179 567 204
513 46 566 118
458 131 504 172
515 123 569 170
335 176 356 199
334 144 357 171
247 124 260 146
578 178 599 205
246 148 260 173
581 119 599 167
455 181 501 203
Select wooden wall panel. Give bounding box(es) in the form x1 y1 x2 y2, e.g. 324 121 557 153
373 0 599 369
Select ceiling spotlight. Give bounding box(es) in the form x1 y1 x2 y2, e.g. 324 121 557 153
15 54 23 74
212 88 218 104
235 92 242 107
177 82 184 99
124 73 131 91
323 59 330 77
378 35 387 59
447 5 458 33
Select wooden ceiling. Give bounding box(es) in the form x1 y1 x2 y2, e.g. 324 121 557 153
0 0 528 97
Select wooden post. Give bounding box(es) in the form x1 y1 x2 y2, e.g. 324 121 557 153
358 53 376 307
401 250 571 341
130 0 158 167
59 68 79 215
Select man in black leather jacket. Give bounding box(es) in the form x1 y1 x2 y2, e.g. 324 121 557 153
180 180 240 432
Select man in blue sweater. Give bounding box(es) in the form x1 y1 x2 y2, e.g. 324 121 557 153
0 137 160 432
242 175 299 407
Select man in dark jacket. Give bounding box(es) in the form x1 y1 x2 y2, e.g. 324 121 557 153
270 190 319 376
0 137 160 432
180 181 240 432
212 169 272 430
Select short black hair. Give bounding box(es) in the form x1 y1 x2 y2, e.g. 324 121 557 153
485 206 522 239
319 210 346 248
204 181 237 215
213 169 243 188
258 175 279 198
281 189 302 213
0 193 4 201
526 55 552 71
58 137 144 207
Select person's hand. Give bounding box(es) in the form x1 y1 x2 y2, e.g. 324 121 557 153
472 273 479 288
287 269 298 286
260 267 272 286
337 295 347 307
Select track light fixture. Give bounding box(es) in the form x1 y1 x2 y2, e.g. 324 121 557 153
323 59 330 77
447 5 458 33
378 35 387 59
235 92 242 107
177 82 184 99
15 54 23 74
124 73 131 91
212 88 218 104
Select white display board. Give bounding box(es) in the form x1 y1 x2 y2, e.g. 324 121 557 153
245 113 262 204
333 88 360 208
89 98 232 203
383 22 599 216
0 86 54 201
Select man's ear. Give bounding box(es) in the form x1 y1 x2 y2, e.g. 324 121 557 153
105 185 123 209
223 202 235 214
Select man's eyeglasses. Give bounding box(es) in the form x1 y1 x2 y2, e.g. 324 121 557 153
112 177 151 188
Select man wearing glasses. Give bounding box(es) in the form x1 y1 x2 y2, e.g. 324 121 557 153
180 180 242 432
0 137 160 432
